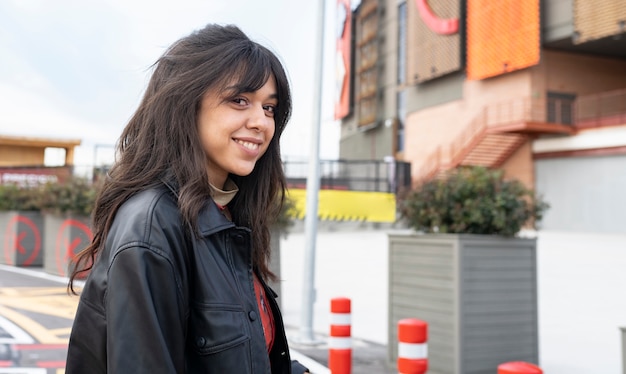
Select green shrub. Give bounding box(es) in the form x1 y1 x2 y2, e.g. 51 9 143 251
0 183 41 211
39 177 98 217
273 194 298 232
399 166 549 237
1 175 298 226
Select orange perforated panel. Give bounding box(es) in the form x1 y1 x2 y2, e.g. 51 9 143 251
467 0 540 80
407 0 461 83
356 0 378 127
335 0 352 120
574 0 626 44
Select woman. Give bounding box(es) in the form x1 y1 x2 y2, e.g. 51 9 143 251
66 24 309 373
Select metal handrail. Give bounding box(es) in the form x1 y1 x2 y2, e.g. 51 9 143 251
283 159 411 193
417 97 544 181
576 88 626 127
417 90 626 181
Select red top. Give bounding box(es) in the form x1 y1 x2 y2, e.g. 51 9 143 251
253 273 275 352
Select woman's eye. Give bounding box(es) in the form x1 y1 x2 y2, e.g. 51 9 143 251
263 105 276 116
232 97 248 105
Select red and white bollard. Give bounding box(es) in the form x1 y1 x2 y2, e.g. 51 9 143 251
329 297 351 374
498 361 543 374
397 318 428 374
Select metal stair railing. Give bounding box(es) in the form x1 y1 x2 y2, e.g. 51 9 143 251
417 97 537 181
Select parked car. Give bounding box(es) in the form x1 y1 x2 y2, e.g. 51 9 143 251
0 343 19 365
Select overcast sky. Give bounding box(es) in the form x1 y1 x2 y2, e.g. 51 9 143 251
0 0 354 168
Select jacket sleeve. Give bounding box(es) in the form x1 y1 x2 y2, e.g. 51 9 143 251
291 360 310 373
105 245 187 373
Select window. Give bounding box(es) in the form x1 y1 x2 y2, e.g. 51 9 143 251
547 92 576 125
396 91 406 152
397 1 407 85
44 147 66 166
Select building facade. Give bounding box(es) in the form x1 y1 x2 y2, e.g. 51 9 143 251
0 135 81 186
338 0 626 233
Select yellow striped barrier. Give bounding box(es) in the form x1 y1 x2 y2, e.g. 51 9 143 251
286 189 396 223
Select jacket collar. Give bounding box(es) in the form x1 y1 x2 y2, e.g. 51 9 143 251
161 177 237 236
198 199 236 236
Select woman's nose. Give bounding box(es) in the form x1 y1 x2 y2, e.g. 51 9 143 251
247 105 272 131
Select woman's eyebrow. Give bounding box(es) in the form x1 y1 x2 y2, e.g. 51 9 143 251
223 85 278 99
222 85 242 95
224 84 258 93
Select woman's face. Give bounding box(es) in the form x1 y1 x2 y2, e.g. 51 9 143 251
197 75 277 188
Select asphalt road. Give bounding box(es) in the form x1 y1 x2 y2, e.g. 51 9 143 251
0 265 393 374
288 336 394 374
0 264 75 374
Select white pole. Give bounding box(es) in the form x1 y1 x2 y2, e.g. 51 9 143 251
297 0 326 344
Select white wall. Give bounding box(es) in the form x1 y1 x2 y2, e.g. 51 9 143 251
537 231 626 374
536 154 626 234
280 227 393 344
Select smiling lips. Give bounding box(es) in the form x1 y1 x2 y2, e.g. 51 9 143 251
235 139 261 151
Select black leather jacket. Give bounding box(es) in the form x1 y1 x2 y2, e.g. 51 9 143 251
66 184 305 373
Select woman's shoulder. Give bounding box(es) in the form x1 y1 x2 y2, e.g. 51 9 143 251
118 185 178 218
120 185 178 215
110 185 184 246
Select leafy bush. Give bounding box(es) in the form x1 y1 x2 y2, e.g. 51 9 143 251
1 175 298 227
399 166 549 237
273 194 298 231
39 177 98 217
0 183 40 211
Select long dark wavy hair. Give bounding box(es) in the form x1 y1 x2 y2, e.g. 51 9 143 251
69 24 291 293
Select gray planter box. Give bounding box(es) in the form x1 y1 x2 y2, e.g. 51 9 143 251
43 214 92 277
0 211 44 266
269 227 282 302
388 233 539 374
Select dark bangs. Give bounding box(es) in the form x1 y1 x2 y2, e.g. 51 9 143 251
221 53 272 95
215 44 292 135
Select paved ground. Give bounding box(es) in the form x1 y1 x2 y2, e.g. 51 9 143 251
286 326 394 374
0 265 387 374
0 265 74 373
